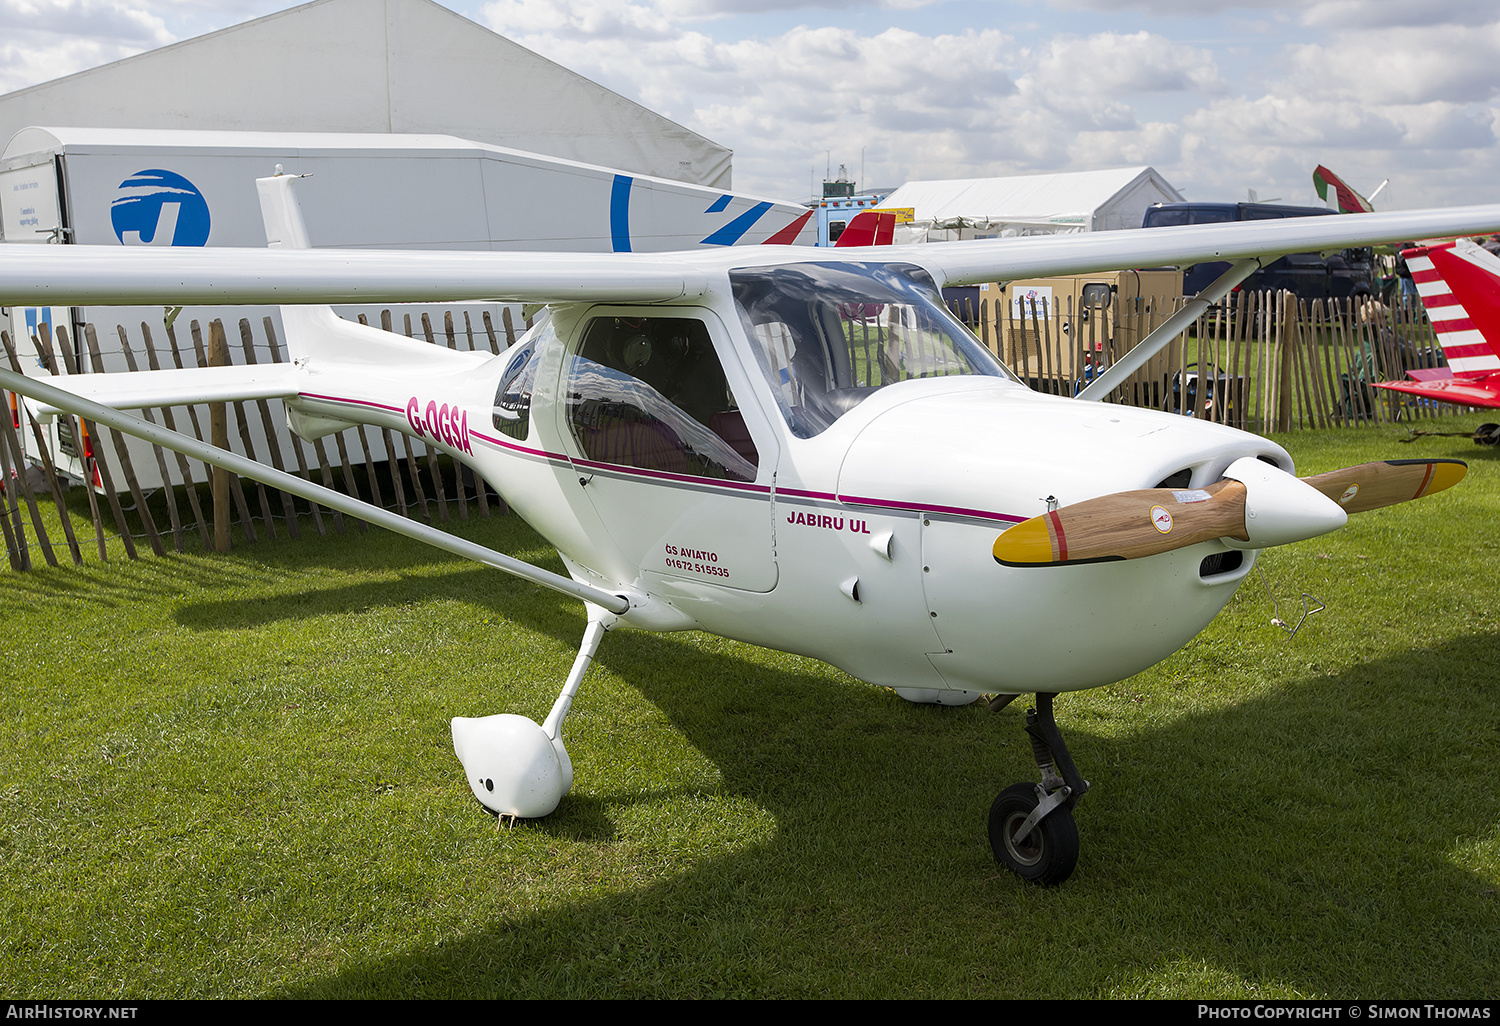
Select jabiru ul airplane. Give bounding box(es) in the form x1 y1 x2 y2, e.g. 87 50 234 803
0 174 1493 885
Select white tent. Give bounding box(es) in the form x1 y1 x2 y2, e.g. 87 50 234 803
0 0 730 189
882 167 1182 242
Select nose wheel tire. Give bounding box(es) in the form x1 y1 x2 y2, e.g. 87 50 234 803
988 783 1079 886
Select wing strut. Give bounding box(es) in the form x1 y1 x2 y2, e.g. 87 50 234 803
0 365 631 615
1075 257 1262 402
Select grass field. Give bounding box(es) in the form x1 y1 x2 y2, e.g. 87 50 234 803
2 418 1497 999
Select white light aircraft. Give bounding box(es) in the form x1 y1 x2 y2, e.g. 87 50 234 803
2 176 1495 885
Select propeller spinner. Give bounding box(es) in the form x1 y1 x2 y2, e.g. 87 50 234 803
994 457 1467 567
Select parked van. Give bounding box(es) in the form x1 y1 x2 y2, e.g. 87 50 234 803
1142 202 1375 300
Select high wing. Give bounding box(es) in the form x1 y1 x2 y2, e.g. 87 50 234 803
2 203 1500 307
1372 237 1500 410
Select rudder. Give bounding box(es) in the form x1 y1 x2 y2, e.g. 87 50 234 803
1405 238 1500 376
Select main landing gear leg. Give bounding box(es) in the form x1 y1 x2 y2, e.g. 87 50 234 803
988 692 1090 886
451 603 617 819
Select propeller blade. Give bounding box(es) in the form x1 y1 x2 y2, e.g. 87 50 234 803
994 479 1249 566
994 457 1466 568
1300 459 1466 514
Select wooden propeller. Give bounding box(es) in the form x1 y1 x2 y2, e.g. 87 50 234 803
993 458 1466 567
1298 458 1467 514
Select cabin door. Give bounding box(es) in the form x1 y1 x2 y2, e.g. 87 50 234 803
556 308 779 593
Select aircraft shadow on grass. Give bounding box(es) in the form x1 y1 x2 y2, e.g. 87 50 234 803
180 560 1498 999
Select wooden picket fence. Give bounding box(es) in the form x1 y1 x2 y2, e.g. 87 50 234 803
0 291 1473 572
945 288 1464 432
0 306 530 572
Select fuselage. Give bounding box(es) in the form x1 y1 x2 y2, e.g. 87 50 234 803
288 257 1289 696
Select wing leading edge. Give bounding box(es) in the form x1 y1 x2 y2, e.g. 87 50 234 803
2 204 1500 308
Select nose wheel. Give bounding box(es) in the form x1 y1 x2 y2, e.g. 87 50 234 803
988 783 1079 885
988 693 1088 886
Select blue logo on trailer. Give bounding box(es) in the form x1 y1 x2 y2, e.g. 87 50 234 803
110 169 211 246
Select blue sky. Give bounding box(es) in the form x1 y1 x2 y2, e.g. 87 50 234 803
2 0 1497 210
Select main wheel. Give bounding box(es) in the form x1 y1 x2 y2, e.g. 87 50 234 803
1474 423 1500 446
987 782 1079 886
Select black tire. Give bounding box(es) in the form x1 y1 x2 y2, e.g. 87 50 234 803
987 782 1079 886
1474 423 1500 446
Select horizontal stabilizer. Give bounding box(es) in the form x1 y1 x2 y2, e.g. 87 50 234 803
1372 374 1500 410
24 364 299 420
0 361 630 615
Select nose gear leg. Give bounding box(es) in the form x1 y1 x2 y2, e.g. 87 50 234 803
988 692 1089 886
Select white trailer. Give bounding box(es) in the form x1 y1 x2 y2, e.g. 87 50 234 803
0 126 815 489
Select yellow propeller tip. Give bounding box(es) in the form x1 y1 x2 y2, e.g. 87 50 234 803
1425 460 1467 496
994 517 1057 566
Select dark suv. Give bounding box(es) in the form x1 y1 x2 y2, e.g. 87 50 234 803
1143 202 1375 300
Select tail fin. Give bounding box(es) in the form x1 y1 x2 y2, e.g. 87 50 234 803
1405 238 1500 376
253 171 434 369
833 210 896 248
250 171 491 443
1312 165 1375 213
256 172 313 250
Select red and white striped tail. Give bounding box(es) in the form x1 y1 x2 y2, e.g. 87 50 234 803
1405 238 1500 376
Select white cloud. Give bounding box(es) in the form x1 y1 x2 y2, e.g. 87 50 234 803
1182 95 1408 148
1285 23 1500 105
0 0 172 43
483 9 1038 194
480 0 677 40
0 1 176 93
664 0 938 13
0 0 1494 209
1018 31 1225 130
1049 0 1487 22
1069 121 1184 169
1047 0 1298 14
1299 0 1495 29
483 4 1246 197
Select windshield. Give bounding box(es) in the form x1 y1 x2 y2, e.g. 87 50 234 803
730 261 1014 438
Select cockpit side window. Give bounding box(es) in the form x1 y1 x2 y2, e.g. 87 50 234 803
492 334 543 440
731 262 1014 438
564 315 759 483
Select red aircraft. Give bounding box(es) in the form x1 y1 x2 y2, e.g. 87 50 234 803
1372 237 1500 430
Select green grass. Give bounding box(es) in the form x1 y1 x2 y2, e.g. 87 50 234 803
2 419 1499 998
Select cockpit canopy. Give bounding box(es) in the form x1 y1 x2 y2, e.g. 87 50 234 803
730 261 1015 437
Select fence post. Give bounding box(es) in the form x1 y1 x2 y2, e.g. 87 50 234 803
54 325 136 560
118 325 185 552
192 321 258 540
209 321 232 552
1275 292 1295 432
2 330 81 564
